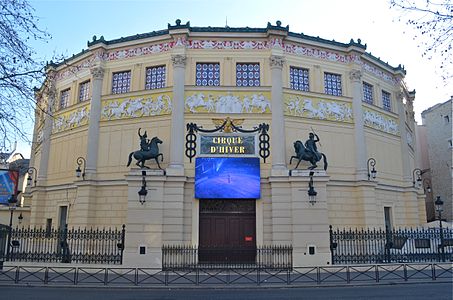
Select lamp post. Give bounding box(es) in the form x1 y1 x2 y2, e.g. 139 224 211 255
412 168 422 188
27 167 38 186
75 157 86 180
308 171 317 205
367 158 377 180
6 193 19 260
138 170 147 205
423 179 432 194
434 196 445 262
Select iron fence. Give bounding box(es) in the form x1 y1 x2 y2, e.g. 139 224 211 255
162 245 293 270
2 224 125 264
329 225 453 264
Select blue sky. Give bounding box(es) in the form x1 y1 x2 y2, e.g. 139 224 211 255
17 0 450 156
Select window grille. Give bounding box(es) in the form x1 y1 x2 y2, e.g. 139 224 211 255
79 81 90 102
290 67 309 91
112 71 131 94
324 72 342 96
196 63 220 86
363 82 373 104
236 63 260 87
145 65 166 90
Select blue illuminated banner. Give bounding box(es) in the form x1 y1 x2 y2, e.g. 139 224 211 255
195 157 260 199
0 169 19 205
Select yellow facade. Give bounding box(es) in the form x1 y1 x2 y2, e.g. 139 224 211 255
25 21 424 267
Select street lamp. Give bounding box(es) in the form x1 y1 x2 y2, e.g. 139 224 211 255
75 156 86 180
423 179 432 194
308 171 317 205
27 167 38 186
412 168 422 188
434 196 445 262
138 170 147 205
367 158 377 180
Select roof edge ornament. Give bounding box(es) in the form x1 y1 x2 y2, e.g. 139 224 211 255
168 19 190 30
266 20 289 32
87 35 106 47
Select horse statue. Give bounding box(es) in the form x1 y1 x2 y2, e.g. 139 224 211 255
289 133 328 171
127 128 164 170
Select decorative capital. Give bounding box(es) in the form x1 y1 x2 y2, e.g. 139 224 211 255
90 67 105 80
269 55 285 69
171 55 187 67
349 69 362 81
396 91 404 101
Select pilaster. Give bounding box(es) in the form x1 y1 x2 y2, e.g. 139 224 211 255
269 55 288 176
85 66 104 180
166 54 187 176
349 69 368 181
396 92 412 182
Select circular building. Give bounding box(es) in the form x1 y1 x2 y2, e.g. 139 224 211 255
27 20 424 267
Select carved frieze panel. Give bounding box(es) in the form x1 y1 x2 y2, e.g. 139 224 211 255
363 107 399 135
185 91 271 114
52 104 91 134
283 94 353 123
101 92 172 121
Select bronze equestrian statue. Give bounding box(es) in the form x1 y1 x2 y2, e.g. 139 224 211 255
127 128 164 169
290 132 328 170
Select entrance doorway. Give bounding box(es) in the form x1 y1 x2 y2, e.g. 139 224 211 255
199 199 256 264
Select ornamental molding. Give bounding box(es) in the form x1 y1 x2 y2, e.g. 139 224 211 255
349 69 362 82
101 93 172 121
52 105 90 134
185 91 271 114
269 55 285 68
171 54 187 67
363 108 399 135
284 94 353 123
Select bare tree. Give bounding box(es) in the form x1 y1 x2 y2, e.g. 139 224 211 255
0 0 51 153
390 0 453 81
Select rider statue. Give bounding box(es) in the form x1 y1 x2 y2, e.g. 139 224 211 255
304 132 321 162
139 130 150 152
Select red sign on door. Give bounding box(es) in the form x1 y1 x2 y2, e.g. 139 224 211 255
245 236 253 242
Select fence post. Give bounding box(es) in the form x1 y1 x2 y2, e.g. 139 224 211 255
329 225 335 264
385 226 391 263
121 224 126 264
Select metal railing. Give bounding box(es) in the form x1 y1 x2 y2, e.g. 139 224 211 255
2 224 126 264
162 245 293 270
329 225 453 264
0 263 451 286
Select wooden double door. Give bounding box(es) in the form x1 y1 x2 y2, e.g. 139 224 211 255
199 199 256 264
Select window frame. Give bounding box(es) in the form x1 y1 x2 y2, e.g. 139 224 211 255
78 80 91 102
362 82 374 104
289 66 310 92
145 65 166 90
111 70 132 94
59 88 70 109
382 90 392 112
236 62 260 87
195 62 220 87
323 72 342 96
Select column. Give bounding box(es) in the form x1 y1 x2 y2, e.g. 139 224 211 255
166 54 186 176
270 55 288 176
85 66 104 178
37 80 55 184
349 69 368 180
396 92 412 182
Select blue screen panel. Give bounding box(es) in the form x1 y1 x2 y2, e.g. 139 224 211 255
195 157 260 199
0 170 19 205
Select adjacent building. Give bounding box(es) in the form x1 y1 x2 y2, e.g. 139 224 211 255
25 20 424 267
421 96 453 221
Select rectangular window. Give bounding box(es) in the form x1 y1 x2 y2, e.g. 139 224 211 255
324 72 342 96
382 90 391 111
196 63 220 86
363 82 374 104
45 218 52 237
78 81 90 102
60 89 70 109
290 67 309 91
112 70 131 94
145 65 166 90
236 63 260 87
